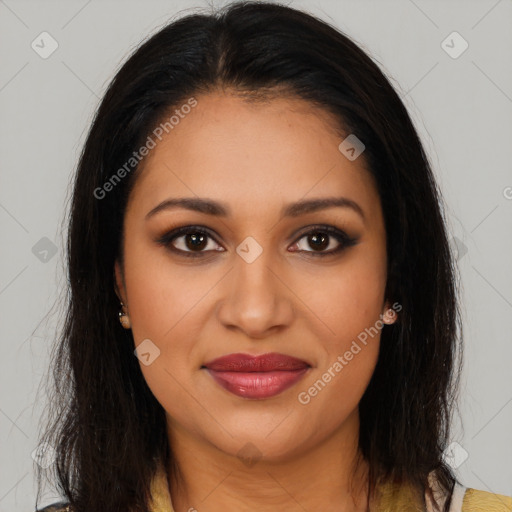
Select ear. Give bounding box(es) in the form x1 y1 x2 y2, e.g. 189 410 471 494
114 259 127 304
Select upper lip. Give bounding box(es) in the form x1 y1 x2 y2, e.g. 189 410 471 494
203 352 310 372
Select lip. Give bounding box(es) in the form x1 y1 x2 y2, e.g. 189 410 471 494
203 352 310 399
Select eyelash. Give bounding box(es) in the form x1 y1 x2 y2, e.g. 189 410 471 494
155 224 358 259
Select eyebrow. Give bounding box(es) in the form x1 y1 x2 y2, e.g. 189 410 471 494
145 196 365 222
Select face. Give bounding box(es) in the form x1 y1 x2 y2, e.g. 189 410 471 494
114 90 395 462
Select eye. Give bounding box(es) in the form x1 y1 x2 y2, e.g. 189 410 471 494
156 224 358 259
156 226 224 258
289 225 358 257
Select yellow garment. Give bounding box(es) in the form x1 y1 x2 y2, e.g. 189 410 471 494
148 461 512 512
148 462 173 512
461 488 512 511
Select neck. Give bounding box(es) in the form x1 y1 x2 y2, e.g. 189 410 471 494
166 409 374 512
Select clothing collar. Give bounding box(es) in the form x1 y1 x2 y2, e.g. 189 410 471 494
149 461 174 512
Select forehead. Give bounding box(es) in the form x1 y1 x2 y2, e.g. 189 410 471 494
126 91 381 222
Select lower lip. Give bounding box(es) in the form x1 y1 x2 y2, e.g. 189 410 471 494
206 368 309 399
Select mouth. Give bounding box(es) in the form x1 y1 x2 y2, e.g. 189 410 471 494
202 352 311 399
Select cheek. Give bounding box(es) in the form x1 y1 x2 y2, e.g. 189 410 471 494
295 250 387 345
124 258 202 420
120 242 201 397
292 250 385 409
123 238 208 343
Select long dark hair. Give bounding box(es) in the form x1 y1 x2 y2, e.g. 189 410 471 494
35 1 464 511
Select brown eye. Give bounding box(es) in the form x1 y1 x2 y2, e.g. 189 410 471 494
290 225 358 257
304 232 330 251
182 232 208 251
156 226 224 257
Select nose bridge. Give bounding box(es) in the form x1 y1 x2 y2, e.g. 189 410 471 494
233 234 279 302
216 235 293 336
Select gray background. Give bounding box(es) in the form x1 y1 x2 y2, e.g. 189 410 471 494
1 0 511 509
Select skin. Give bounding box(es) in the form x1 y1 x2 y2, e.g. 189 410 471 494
114 90 397 512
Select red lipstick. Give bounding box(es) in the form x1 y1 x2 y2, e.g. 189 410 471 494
203 352 310 399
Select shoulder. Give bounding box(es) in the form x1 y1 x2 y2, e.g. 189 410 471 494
462 487 512 511
36 502 71 512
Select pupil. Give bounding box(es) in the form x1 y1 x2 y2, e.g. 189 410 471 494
186 233 207 251
309 232 328 251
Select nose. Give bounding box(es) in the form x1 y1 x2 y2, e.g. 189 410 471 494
216 243 294 339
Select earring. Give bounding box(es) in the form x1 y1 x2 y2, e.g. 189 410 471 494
119 301 131 329
382 307 397 324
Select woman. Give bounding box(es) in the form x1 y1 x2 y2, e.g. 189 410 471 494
34 1 512 511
